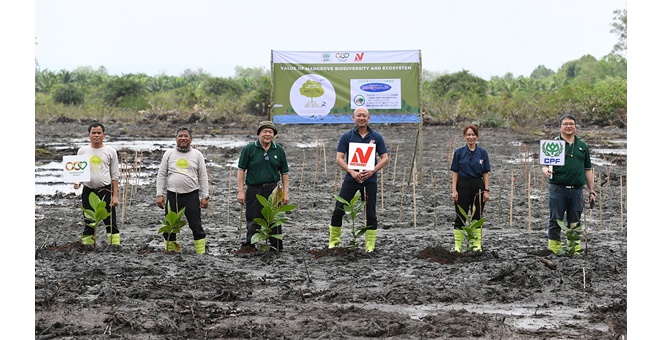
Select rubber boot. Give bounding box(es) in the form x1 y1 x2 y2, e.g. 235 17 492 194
365 229 377 253
164 240 179 252
80 234 95 246
453 229 464 252
194 238 206 255
471 228 482 252
328 225 342 248
110 233 120 246
548 239 562 254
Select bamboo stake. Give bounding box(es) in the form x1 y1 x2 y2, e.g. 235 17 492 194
313 144 319 209
412 160 417 228
594 172 603 230
599 172 604 230
297 148 306 209
206 168 214 214
398 167 408 223
620 176 624 231
527 172 532 232
407 127 420 186
498 166 503 227
391 144 399 185
133 151 142 203
120 155 130 229
510 169 514 229
322 140 327 176
227 166 232 226
432 169 438 237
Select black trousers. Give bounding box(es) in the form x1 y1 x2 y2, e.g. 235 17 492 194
163 190 206 241
245 182 282 250
81 185 119 236
330 180 378 230
454 177 486 229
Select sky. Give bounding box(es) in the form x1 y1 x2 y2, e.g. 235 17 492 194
3 1 662 337
33 0 626 80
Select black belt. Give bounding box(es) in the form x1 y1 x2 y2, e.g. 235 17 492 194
555 184 583 189
250 182 277 188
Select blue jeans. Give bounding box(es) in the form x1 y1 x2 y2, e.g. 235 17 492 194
547 184 584 241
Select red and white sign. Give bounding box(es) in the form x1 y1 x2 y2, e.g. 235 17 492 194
348 142 375 171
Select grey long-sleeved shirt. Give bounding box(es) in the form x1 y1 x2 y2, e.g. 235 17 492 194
156 148 210 198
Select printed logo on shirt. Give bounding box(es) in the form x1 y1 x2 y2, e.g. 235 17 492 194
90 155 102 171
176 158 189 170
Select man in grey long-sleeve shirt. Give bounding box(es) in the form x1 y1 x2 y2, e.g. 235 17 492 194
74 122 121 247
156 127 210 254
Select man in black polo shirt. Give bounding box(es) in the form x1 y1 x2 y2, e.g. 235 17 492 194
237 121 290 251
541 114 596 254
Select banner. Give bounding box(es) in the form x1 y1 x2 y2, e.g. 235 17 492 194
272 50 421 124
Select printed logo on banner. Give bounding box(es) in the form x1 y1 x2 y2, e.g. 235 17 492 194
289 74 336 117
354 52 364 62
321 53 331 62
335 52 350 62
348 142 375 171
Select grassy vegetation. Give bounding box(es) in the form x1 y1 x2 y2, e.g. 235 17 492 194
35 53 626 129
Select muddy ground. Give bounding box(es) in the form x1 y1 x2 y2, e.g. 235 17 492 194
34 120 627 339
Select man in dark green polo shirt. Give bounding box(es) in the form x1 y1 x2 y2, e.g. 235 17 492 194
237 121 290 251
541 114 596 254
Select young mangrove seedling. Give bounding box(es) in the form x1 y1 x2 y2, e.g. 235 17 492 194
335 190 370 251
456 204 486 253
80 192 112 249
556 219 584 255
158 203 187 252
252 184 296 252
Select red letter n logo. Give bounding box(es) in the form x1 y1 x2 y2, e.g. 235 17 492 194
354 52 364 62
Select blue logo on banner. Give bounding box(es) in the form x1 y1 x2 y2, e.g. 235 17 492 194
360 83 391 92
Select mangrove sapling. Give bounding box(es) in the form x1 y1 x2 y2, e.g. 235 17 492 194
158 203 187 252
252 184 297 252
456 204 486 253
556 219 584 255
335 190 370 251
80 192 112 249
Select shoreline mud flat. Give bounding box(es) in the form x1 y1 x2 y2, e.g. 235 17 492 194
35 122 627 339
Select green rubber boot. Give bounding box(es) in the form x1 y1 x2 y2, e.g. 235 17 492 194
164 240 179 252
194 238 206 255
471 228 482 252
453 229 465 252
328 225 342 249
80 234 95 246
110 233 120 246
548 239 562 255
365 229 377 253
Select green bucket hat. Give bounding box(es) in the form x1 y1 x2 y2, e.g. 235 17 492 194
257 121 278 135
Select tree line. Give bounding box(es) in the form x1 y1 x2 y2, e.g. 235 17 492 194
35 11 626 129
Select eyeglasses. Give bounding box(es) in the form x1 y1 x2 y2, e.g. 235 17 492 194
263 152 269 161
561 123 576 127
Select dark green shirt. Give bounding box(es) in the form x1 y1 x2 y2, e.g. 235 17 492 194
549 135 592 186
238 141 289 186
